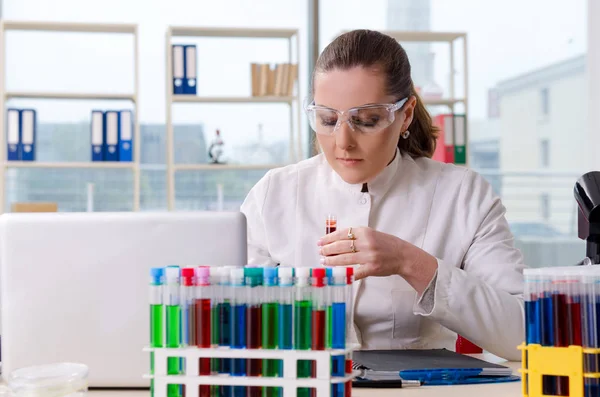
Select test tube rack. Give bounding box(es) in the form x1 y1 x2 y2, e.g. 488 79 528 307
519 343 600 397
144 344 360 397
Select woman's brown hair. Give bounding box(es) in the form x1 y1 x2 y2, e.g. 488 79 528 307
312 29 439 158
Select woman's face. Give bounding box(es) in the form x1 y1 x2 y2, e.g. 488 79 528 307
313 66 415 185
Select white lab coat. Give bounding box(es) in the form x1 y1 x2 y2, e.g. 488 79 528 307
240 149 525 361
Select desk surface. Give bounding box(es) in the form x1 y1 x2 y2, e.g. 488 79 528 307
88 356 522 397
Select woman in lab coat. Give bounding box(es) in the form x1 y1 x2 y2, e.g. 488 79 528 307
240 29 525 361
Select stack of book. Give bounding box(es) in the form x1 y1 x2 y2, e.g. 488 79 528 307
250 63 298 97
90 110 133 162
6 108 37 161
432 113 467 165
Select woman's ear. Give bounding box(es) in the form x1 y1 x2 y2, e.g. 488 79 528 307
400 96 418 131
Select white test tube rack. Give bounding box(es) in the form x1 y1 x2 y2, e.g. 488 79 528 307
144 344 360 397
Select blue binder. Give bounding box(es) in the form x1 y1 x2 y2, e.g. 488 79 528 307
172 44 185 95
183 44 197 95
20 109 36 161
6 108 21 161
118 110 133 162
103 110 120 162
91 110 104 162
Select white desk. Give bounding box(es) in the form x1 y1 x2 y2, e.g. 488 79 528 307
87 357 522 397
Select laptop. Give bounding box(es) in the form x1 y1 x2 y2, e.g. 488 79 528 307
0 211 247 387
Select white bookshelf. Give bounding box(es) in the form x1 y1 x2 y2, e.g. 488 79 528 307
5 91 136 101
377 31 469 165
0 20 141 213
380 31 468 114
174 163 285 172
172 95 295 104
4 161 136 169
165 26 301 210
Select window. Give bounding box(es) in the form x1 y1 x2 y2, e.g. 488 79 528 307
541 193 550 221
3 0 307 211
540 139 550 168
540 87 550 116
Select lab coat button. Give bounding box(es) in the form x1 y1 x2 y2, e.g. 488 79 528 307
359 197 368 205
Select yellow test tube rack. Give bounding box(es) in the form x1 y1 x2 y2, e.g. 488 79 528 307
519 343 600 397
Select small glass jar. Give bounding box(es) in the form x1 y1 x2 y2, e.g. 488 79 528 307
8 363 88 397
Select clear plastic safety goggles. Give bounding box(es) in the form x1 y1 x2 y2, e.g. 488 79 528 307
305 97 408 135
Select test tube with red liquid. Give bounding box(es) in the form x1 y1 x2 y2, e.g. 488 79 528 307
311 268 328 397
345 267 354 397
326 214 337 234
194 266 212 397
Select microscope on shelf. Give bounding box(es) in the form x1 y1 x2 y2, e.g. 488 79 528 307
574 171 600 265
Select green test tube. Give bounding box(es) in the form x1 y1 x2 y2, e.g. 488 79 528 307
150 268 164 397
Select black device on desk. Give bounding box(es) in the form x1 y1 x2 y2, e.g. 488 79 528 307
351 349 517 387
575 171 600 265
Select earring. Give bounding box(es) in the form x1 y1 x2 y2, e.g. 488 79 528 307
401 130 410 139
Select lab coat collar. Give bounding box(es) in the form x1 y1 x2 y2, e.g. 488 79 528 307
330 148 402 197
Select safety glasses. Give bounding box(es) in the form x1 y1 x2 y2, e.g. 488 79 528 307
305 97 408 135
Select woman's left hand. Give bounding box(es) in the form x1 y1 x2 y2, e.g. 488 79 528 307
317 226 438 294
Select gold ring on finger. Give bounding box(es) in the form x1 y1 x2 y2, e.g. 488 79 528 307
350 239 357 253
348 227 355 240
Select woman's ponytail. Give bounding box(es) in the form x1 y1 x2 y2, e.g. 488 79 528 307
398 85 439 158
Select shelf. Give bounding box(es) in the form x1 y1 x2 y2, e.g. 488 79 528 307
172 95 295 104
174 164 285 171
379 31 466 42
2 20 137 34
169 26 297 39
423 98 466 106
5 91 136 101
5 161 136 169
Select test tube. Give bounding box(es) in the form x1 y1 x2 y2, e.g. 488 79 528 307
326 214 337 234
331 267 347 397
523 268 540 397
310 268 328 397
194 266 211 397
181 268 196 347
262 267 280 397
219 266 233 397
582 267 600 397
524 269 541 346
537 268 556 396
208 266 220 397
278 267 294 378
246 267 264 397
325 267 333 350
551 269 569 396
325 215 336 354
311 268 327 352
344 267 355 397
294 267 312 397
230 267 247 397
165 266 183 397
149 268 164 397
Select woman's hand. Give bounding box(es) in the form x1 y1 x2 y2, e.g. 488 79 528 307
317 226 438 294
